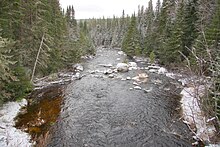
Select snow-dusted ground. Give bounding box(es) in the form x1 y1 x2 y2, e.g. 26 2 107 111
159 67 217 144
147 64 218 144
0 99 33 147
180 86 216 142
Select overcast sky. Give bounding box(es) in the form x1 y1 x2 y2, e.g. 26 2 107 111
59 0 158 19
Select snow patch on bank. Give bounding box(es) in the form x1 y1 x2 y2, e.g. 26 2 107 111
152 65 217 143
180 86 216 142
0 99 33 147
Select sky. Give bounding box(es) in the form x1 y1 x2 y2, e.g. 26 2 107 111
59 0 158 19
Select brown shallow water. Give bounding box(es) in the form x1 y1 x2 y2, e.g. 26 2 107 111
15 85 64 145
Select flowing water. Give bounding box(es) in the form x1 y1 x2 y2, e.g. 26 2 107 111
45 48 193 147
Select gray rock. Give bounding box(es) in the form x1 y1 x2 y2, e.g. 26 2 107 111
121 78 127 81
134 86 142 90
128 62 137 67
73 64 84 71
108 74 115 78
116 63 129 72
128 62 138 70
75 72 81 80
117 51 124 55
104 69 113 74
133 82 140 86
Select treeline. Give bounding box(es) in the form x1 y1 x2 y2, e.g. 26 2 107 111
85 0 220 120
86 0 219 65
0 1 94 103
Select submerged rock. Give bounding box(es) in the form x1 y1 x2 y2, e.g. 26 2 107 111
144 87 153 93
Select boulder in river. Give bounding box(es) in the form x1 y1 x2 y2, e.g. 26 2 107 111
73 64 84 72
116 63 129 72
74 72 81 80
134 86 142 90
128 62 138 70
117 51 124 55
108 74 115 78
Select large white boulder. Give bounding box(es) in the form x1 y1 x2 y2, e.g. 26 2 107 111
116 63 129 72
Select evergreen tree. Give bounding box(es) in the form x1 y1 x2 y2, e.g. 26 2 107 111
122 14 142 56
143 0 156 55
182 0 199 57
163 0 185 63
0 34 15 102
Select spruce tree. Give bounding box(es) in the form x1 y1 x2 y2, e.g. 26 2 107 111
163 0 185 63
143 0 156 55
122 14 142 57
182 0 199 57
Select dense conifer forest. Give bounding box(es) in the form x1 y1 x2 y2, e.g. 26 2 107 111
0 1 94 103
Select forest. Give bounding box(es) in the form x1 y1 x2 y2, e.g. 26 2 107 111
0 0 94 103
0 0 220 130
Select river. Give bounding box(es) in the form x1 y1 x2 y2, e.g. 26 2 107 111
47 48 192 147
